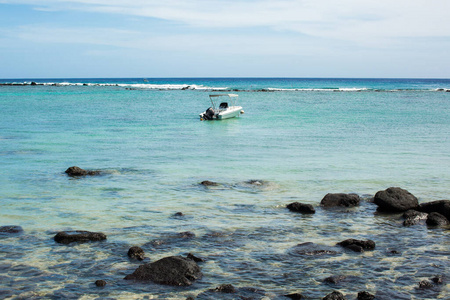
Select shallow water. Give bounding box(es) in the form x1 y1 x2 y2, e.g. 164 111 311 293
0 78 449 299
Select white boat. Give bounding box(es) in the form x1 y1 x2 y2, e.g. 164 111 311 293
199 94 244 120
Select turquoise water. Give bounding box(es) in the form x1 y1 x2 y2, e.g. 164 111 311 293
0 78 449 299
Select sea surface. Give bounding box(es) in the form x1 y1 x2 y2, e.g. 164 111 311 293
0 78 449 299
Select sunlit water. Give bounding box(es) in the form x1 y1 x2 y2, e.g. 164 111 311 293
0 78 449 299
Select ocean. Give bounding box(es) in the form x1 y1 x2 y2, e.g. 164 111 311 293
0 78 449 299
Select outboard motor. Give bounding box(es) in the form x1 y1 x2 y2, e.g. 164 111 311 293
204 107 215 120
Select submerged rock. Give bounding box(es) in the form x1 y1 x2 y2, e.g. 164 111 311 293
323 290 346 300
65 166 101 177
403 210 428 226
288 242 339 256
187 253 204 262
0 225 23 235
285 292 304 299
418 280 433 289
128 246 145 261
373 187 419 212
215 284 236 293
54 230 107 244
337 239 375 252
419 200 450 221
426 212 450 227
124 256 202 286
320 193 360 207
357 291 375 300
287 202 316 214
200 180 218 186
95 280 106 287
197 285 266 299
324 275 347 284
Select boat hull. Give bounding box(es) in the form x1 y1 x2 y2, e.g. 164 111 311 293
200 106 242 120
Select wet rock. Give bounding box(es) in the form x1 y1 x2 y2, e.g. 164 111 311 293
287 202 315 214
320 193 360 207
246 179 262 185
65 166 101 177
418 280 433 289
337 239 375 252
324 275 347 284
178 231 195 239
0 225 23 234
402 210 428 226
187 253 204 262
95 280 106 287
215 284 236 293
288 242 339 256
431 275 443 284
197 286 266 299
30 81 37 86
173 212 185 217
426 212 449 227
357 291 375 300
200 180 218 186
124 256 202 286
54 231 107 244
373 187 419 212
285 292 304 299
419 200 450 221
323 290 346 300
128 246 145 261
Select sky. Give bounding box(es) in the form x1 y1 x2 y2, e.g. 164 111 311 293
0 0 449 78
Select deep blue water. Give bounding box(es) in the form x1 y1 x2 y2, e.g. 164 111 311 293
0 78 449 299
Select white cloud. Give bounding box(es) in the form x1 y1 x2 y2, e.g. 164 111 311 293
3 0 450 41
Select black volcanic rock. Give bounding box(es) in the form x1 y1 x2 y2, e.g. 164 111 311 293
124 256 202 286
287 202 316 214
320 193 360 207
357 291 375 300
0 225 23 235
426 212 449 227
65 166 101 177
128 246 145 260
403 210 428 226
419 200 450 221
373 187 419 212
54 230 107 244
337 239 375 252
323 290 346 300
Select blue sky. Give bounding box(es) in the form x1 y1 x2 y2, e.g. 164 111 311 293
0 0 449 78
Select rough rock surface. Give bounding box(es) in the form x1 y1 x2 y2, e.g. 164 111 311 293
323 290 346 300
287 202 316 214
200 180 218 186
285 292 304 299
0 225 23 234
65 166 100 177
288 242 339 256
337 239 375 252
426 212 450 227
95 280 106 287
54 231 107 244
403 210 428 226
373 187 419 212
320 193 360 207
419 200 450 221
128 246 145 260
357 291 375 300
124 256 202 286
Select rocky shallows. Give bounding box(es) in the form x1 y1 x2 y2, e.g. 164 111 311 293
320 193 361 207
124 256 202 286
54 231 107 244
373 187 419 212
65 166 101 177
